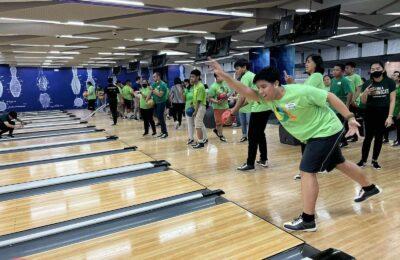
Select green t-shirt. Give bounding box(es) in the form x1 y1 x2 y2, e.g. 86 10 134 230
87 85 96 100
193 82 207 106
184 87 194 110
304 72 325 89
260 84 343 143
117 86 123 103
121 85 133 101
361 77 396 108
393 84 400 116
346 73 363 93
330 76 354 108
139 87 152 109
238 71 255 113
151 81 168 104
208 82 229 110
323 84 331 92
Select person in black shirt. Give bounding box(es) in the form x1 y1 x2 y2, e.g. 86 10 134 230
357 61 396 169
0 111 24 138
105 78 121 125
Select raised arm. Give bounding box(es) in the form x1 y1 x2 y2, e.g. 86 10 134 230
208 58 259 101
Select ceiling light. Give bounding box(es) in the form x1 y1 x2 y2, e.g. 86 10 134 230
46 56 74 59
14 56 46 59
11 43 50 47
79 0 144 7
288 39 330 46
175 8 253 17
338 26 359 30
240 25 268 33
90 57 117 60
57 35 100 40
232 52 248 56
134 38 143 41
330 29 382 39
389 24 400 28
295 9 314 13
13 51 47 54
149 27 208 34
98 52 112 55
48 51 80 55
0 17 117 29
236 45 264 49
146 37 179 43
159 50 188 56
125 53 140 56
174 60 194 63
53 45 89 48
113 46 126 50
0 34 17 36
385 13 400 15
204 36 215 40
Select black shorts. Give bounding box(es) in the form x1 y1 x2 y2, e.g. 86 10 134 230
124 99 132 109
300 130 346 173
88 99 96 110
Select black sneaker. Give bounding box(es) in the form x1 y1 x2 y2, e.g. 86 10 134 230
219 136 227 142
371 160 381 170
383 139 389 144
7 134 14 138
283 216 317 232
142 132 149 136
256 160 268 167
213 128 220 137
156 133 164 138
239 137 248 142
340 142 348 148
357 160 366 168
187 139 194 145
237 163 255 171
0 135 2 139
192 142 204 149
354 185 381 202
392 140 400 147
152 132 157 136
204 138 208 144
160 133 168 139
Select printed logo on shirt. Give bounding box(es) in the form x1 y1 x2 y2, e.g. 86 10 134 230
371 86 389 97
285 102 296 110
273 105 297 122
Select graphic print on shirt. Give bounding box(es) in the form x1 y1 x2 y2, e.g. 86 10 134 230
273 104 297 122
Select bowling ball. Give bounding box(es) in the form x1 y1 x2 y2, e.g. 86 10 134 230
221 110 232 125
218 93 227 100
147 99 155 108
83 91 88 98
186 107 195 117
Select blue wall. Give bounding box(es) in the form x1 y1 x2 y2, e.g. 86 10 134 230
0 65 140 112
269 46 295 84
249 48 270 74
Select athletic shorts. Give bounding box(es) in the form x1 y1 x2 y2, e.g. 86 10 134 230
194 104 206 129
214 109 226 126
300 130 346 173
124 99 132 109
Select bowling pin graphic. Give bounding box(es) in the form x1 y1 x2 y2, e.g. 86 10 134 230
0 101 6 112
179 65 185 81
86 67 96 87
39 93 51 109
74 97 83 107
9 66 22 98
37 68 49 92
71 67 81 95
0 79 3 98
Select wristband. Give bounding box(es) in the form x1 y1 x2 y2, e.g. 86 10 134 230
388 115 393 118
345 113 355 120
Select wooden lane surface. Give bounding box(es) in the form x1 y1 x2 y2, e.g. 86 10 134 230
0 141 125 166
0 151 152 187
16 124 92 135
0 170 204 237
0 132 107 149
25 121 84 129
26 117 79 123
25 202 303 260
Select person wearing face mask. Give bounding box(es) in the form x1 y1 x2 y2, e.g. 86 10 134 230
357 62 396 169
392 71 400 146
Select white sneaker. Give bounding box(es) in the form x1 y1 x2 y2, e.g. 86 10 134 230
174 121 179 129
293 173 301 180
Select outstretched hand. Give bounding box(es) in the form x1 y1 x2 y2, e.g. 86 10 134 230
283 70 294 84
207 57 226 79
345 118 361 138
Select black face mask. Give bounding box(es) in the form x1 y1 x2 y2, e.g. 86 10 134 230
371 71 383 78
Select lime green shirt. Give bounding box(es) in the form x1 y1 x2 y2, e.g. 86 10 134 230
121 85 133 101
151 81 168 104
330 76 354 107
208 82 229 110
394 85 400 117
140 87 152 109
304 73 325 89
260 84 343 143
346 73 362 93
184 87 194 110
87 85 96 100
238 71 259 113
193 82 207 106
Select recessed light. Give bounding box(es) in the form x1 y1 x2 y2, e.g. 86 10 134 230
240 25 268 33
175 8 253 17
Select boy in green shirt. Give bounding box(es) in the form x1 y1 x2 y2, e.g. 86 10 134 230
191 69 207 149
330 63 354 148
209 58 380 232
208 74 229 142
86 82 96 111
121 80 134 118
151 72 168 138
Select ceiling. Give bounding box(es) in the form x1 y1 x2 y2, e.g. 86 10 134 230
0 0 398 67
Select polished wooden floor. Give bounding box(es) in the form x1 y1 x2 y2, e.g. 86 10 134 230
16 124 93 134
67 109 400 260
0 151 151 187
0 132 106 149
26 202 303 260
0 141 125 166
0 170 203 236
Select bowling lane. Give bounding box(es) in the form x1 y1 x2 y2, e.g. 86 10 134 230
24 202 303 260
0 132 106 149
0 170 204 236
0 141 125 167
0 151 152 187
15 124 92 135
